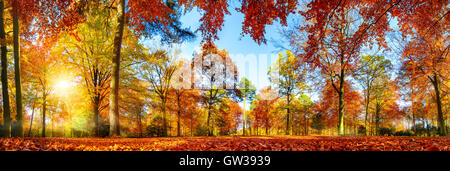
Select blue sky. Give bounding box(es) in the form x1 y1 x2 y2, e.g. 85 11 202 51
175 6 290 94
142 4 405 108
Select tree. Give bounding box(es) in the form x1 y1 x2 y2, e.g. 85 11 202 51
21 43 55 137
268 50 307 135
354 55 392 135
251 86 278 135
316 80 362 135
393 0 449 136
121 78 148 137
215 98 241 136
237 77 256 136
169 58 201 136
293 0 401 135
11 0 24 137
0 0 11 137
291 94 314 135
192 42 238 136
108 0 196 136
56 5 111 136
139 50 177 137
370 78 401 135
108 0 126 136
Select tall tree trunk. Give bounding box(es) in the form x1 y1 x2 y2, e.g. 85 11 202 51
162 100 168 137
304 115 308 135
364 86 370 136
28 101 36 137
42 96 47 137
177 93 181 136
286 95 290 135
412 111 416 133
374 102 380 136
109 0 125 136
0 0 11 138
432 74 447 136
337 69 345 136
242 93 246 136
12 0 23 137
93 100 99 136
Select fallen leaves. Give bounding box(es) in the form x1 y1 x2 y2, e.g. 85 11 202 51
0 136 448 151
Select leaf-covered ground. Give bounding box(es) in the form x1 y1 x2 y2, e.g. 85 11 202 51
0 136 448 151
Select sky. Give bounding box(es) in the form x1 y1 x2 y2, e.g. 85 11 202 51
144 5 291 96
142 3 406 108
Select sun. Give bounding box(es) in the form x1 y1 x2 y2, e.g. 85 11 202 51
54 79 74 97
56 80 70 90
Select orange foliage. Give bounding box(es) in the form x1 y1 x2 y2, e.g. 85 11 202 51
316 81 362 127
1 136 448 151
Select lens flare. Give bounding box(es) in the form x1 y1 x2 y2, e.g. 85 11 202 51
54 79 73 96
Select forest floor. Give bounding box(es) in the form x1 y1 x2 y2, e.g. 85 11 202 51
0 136 449 151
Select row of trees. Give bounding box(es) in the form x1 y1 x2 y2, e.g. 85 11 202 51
0 0 298 137
0 0 448 137
278 0 448 136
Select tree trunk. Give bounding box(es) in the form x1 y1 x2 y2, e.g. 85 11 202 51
304 115 308 135
0 0 11 138
364 87 370 136
337 69 345 136
286 95 290 135
93 101 99 136
109 0 125 136
177 107 181 137
432 74 446 136
28 100 36 137
375 103 380 136
177 93 181 136
242 93 246 136
42 96 47 137
162 100 168 137
11 0 23 137
206 96 213 136
412 111 416 133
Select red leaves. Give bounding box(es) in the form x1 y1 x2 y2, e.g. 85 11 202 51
127 0 174 33
1 136 448 151
32 0 86 42
238 0 297 44
192 0 230 43
179 0 296 44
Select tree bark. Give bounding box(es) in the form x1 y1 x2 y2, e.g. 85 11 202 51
337 69 345 136
162 100 168 136
432 74 447 136
93 100 100 136
177 93 181 136
242 93 246 136
11 0 23 137
286 95 290 135
42 95 47 137
375 102 380 136
0 0 11 137
364 85 370 136
109 0 125 136
27 100 36 137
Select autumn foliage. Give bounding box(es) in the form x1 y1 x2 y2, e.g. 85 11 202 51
0 0 448 153
1 136 448 151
